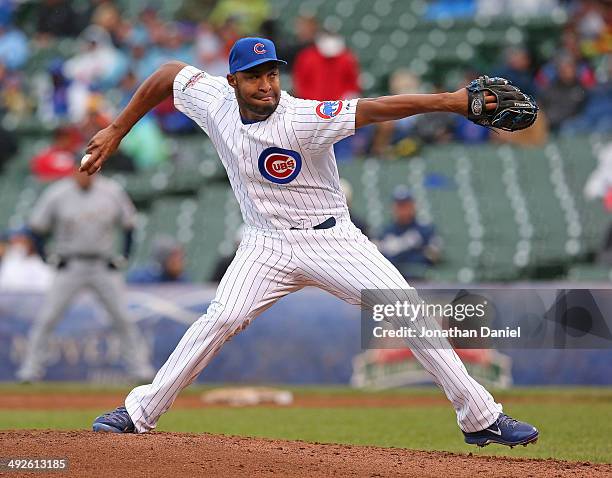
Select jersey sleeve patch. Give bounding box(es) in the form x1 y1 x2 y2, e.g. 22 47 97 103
182 71 207 92
315 100 344 120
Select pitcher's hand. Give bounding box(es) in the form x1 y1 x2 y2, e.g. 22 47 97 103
79 124 125 175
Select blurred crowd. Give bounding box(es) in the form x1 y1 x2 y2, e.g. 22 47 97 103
1 0 612 286
0 0 609 169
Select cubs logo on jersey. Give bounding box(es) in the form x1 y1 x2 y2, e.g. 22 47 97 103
258 147 302 184
315 100 343 120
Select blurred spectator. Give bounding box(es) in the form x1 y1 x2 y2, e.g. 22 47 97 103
294 14 319 50
562 53 612 134
196 20 227 76
128 235 189 284
30 125 81 182
153 95 198 134
35 58 71 122
140 6 163 34
0 227 53 292
376 186 442 280
128 18 194 82
125 29 155 82
157 22 194 66
0 19 29 70
573 0 612 57
494 46 536 96
539 54 588 131
209 0 270 35
0 62 32 121
125 17 195 83
340 178 369 237
536 30 596 90
293 30 360 160
370 72 455 157
217 16 241 57
292 30 360 101
261 15 319 69
91 1 131 48
35 0 81 41
63 25 128 117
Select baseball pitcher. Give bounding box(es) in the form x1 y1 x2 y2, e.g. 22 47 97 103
89 37 538 448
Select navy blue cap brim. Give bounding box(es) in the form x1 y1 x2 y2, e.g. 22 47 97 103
232 58 287 74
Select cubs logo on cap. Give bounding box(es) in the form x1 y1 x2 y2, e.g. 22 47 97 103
253 42 266 54
316 101 343 120
258 147 302 184
229 37 287 74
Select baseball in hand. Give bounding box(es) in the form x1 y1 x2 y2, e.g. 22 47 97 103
80 154 100 173
80 154 91 168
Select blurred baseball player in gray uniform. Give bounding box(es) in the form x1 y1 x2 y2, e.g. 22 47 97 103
16 165 154 382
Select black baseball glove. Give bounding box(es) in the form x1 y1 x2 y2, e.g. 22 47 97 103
466 75 538 131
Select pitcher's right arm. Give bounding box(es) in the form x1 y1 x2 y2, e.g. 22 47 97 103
80 61 187 175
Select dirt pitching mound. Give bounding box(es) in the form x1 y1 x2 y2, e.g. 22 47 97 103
1 430 610 478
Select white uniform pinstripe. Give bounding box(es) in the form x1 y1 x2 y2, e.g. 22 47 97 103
125 66 502 433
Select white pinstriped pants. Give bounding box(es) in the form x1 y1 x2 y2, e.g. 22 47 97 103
125 218 502 433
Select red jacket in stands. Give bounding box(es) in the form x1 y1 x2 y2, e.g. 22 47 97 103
30 147 76 182
292 45 360 101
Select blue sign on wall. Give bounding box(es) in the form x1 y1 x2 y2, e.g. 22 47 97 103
1 285 610 385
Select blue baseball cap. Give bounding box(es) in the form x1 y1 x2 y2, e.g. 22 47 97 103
229 37 287 74
392 185 414 202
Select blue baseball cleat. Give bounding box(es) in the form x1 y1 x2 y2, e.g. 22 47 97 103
463 413 538 448
92 406 135 433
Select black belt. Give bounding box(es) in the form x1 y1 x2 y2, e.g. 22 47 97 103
290 217 336 230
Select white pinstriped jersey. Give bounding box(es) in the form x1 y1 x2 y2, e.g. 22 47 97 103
173 65 358 230
126 66 505 435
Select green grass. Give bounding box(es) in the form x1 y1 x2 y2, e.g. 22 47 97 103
1 382 611 399
0 384 611 463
